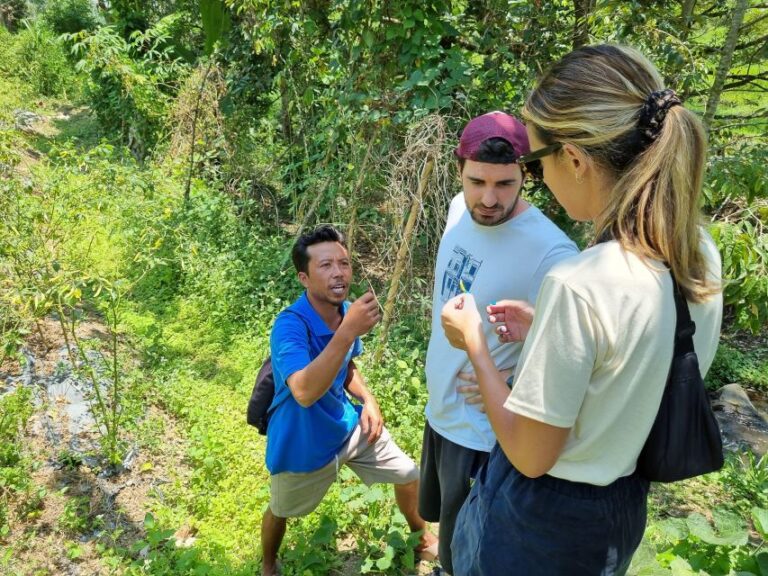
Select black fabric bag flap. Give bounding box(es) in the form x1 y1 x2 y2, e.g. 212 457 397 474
636 351 724 482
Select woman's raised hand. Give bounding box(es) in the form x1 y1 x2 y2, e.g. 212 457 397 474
487 300 535 343
441 293 483 351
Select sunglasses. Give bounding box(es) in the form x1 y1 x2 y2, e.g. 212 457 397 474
517 142 563 181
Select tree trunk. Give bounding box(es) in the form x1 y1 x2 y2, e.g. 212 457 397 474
703 0 750 130
279 73 293 147
680 0 697 39
572 0 595 49
346 135 375 258
184 60 215 203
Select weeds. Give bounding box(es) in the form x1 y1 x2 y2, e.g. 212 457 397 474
58 493 90 534
718 451 768 513
632 507 768 575
0 386 34 536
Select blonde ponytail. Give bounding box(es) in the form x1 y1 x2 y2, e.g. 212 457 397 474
522 44 720 302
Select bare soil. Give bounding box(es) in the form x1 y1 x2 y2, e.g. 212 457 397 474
1 316 191 576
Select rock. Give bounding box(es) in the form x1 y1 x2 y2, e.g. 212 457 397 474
95 477 124 500
713 384 768 456
123 446 139 470
13 109 42 130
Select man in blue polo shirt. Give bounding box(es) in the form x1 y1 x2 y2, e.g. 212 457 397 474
261 225 437 576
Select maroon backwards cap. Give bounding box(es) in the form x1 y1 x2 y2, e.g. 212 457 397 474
455 111 530 161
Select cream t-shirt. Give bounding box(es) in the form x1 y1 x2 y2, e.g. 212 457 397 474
504 235 723 485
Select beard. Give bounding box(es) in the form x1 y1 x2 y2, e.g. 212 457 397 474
468 201 517 226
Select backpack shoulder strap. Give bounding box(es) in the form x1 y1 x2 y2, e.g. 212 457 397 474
267 309 311 414
281 309 310 340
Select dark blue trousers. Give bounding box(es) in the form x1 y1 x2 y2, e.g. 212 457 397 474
451 444 650 576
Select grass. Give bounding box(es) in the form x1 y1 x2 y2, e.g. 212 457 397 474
707 340 768 392
117 291 430 574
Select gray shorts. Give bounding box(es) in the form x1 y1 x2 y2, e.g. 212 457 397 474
269 423 419 518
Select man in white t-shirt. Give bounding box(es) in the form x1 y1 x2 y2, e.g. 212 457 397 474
419 112 579 575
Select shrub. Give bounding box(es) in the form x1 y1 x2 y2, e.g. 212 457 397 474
705 142 768 333
710 219 768 334
68 22 189 159
14 20 78 97
0 0 28 32
42 0 99 34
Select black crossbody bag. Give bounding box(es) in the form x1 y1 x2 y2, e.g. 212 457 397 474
636 276 724 482
246 311 309 435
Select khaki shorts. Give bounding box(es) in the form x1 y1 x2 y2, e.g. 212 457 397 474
269 424 419 518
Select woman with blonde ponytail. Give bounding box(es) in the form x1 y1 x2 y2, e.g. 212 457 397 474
440 44 723 575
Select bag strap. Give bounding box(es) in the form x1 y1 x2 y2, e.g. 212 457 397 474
591 233 696 357
671 276 696 356
267 309 311 416
283 309 310 339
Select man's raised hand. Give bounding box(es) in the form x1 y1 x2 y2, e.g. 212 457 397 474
342 291 381 337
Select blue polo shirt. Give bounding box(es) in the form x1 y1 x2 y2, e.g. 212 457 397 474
266 292 362 474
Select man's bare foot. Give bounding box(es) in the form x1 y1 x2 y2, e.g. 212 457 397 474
261 561 281 576
415 530 439 561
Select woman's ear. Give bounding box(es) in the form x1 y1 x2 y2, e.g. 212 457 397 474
562 143 589 181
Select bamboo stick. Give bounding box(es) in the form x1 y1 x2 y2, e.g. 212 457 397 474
375 157 434 361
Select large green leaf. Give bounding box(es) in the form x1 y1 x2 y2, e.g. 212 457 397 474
756 551 768 576
686 510 749 547
752 507 768 540
200 0 230 55
669 556 698 575
627 539 669 575
657 517 690 543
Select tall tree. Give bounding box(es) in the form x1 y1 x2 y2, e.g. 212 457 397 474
680 0 697 39
703 0 750 129
573 0 596 48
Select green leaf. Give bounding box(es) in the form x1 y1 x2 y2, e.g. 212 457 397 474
360 556 374 573
752 507 768 540
627 540 667 575
656 517 689 542
686 510 748 546
200 0 231 55
375 545 395 570
669 556 697 575
756 551 768 576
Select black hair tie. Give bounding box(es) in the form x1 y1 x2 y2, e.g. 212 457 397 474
638 89 682 144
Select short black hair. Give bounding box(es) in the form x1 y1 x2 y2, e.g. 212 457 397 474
458 137 518 172
291 225 346 274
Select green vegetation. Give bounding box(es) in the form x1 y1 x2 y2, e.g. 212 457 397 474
0 0 766 574
0 386 34 539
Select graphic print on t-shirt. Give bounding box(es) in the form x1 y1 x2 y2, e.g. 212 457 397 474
441 246 482 302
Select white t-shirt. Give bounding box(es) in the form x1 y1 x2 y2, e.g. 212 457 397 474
426 194 579 451
505 235 723 485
